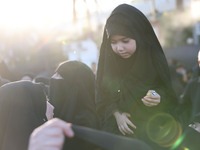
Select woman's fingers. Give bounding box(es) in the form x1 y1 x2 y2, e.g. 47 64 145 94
143 97 160 103
142 98 158 106
126 119 136 129
142 99 157 106
122 114 136 134
118 126 126 135
124 112 131 117
124 113 136 129
142 90 161 107
142 90 160 107
119 123 133 135
115 111 136 135
146 94 160 100
123 123 134 134
146 90 160 98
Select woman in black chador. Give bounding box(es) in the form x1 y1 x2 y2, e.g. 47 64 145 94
49 60 98 150
0 81 54 150
49 60 97 128
96 4 178 149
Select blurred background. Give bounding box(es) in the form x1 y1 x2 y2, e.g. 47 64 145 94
0 0 200 82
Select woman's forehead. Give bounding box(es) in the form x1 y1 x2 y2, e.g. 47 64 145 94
111 35 129 40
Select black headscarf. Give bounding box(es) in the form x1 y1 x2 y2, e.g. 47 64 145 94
96 3 178 147
0 81 47 150
49 60 97 128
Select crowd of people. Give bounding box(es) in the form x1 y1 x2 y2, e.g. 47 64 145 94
0 3 200 150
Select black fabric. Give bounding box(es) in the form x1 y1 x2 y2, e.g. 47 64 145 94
168 65 184 97
49 60 98 150
34 71 52 85
96 3 178 149
175 127 200 150
49 60 97 128
178 77 200 127
0 81 47 150
72 124 152 150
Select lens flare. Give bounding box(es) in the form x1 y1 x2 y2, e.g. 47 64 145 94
170 134 185 150
146 113 182 147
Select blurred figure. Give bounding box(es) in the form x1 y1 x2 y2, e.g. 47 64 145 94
175 50 200 150
190 63 200 80
33 71 53 95
178 50 200 129
175 63 188 88
33 72 52 86
0 81 54 150
20 73 35 81
91 61 97 74
167 59 184 97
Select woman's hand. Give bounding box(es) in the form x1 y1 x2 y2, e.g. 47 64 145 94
113 111 136 135
141 90 160 107
28 118 74 150
189 122 200 133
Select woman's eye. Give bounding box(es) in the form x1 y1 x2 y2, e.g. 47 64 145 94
111 41 117 44
123 39 129 43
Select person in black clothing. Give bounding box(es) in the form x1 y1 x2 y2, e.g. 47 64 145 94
96 4 178 149
0 81 54 150
49 60 97 128
49 60 98 150
175 50 200 150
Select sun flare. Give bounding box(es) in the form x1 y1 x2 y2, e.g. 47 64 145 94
0 0 73 31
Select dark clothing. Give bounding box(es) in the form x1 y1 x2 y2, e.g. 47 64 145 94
175 127 200 150
179 77 200 127
49 60 97 128
96 4 178 149
0 81 47 150
72 124 152 150
49 60 98 150
191 64 200 80
168 65 184 97
174 76 200 150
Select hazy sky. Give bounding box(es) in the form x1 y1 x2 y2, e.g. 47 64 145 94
0 0 132 31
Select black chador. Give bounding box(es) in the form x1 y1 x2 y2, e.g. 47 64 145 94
0 81 47 150
96 4 178 149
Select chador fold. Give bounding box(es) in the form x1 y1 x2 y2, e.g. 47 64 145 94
96 4 179 149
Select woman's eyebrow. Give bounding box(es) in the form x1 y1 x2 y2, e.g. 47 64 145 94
111 37 129 41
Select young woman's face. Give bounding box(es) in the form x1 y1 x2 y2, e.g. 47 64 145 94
46 101 54 120
110 35 136 59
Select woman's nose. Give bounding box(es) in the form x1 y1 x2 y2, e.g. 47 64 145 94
116 44 123 52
